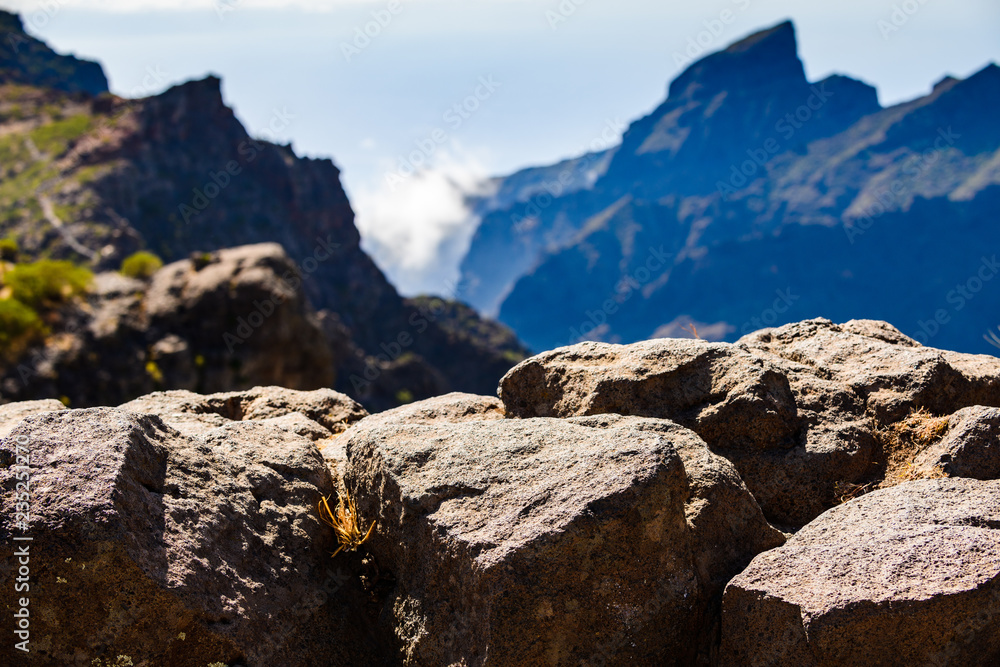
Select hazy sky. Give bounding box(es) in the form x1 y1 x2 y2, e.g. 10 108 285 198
3 0 999 295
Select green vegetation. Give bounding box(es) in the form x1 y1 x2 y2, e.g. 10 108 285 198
395 389 414 404
120 251 163 279
502 349 526 364
5 259 92 309
30 114 93 156
0 237 18 262
0 298 46 361
0 258 93 365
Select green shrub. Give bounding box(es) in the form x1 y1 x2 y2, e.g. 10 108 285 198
0 237 18 262
119 251 163 279
0 298 46 360
4 260 92 309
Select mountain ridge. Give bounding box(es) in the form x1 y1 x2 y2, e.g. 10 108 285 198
0 14 527 411
458 20 1000 356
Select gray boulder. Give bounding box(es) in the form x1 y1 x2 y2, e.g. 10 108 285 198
120 385 367 438
721 478 1000 666
0 398 65 437
913 405 1000 480
0 407 383 666
500 319 1000 525
342 409 782 665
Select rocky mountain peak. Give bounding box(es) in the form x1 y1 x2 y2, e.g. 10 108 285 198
0 10 108 95
668 20 804 100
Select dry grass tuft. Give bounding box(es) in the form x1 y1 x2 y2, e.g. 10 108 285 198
874 407 950 488
318 486 376 558
834 407 950 505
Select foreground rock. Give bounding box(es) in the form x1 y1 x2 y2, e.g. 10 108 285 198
0 398 65 437
120 385 368 438
0 401 384 666
913 405 1000 480
721 478 1000 666
500 319 1000 525
343 408 783 665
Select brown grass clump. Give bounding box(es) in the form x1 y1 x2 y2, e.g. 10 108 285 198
318 486 375 558
834 407 950 504
874 407 950 488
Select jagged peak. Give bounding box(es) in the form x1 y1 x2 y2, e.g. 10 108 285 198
933 75 960 92
0 9 24 32
667 20 805 99
152 74 226 109
725 19 795 56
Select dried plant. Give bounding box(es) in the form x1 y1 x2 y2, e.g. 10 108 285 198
834 407 951 504
875 406 950 487
318 486 375 558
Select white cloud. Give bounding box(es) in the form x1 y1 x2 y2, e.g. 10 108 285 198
353 146 491 297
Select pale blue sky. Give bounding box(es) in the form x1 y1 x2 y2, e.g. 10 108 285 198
4 0 999 294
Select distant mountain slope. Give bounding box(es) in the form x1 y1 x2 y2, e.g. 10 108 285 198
463 21 1000 355
459 149 614 315
0 13 526 410
0 9 107 95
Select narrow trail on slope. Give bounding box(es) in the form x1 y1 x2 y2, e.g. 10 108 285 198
26 136 97 261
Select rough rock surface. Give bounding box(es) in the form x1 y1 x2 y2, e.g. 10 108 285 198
0 406 385 666
343 408 783 665
500 319 1000 525
121 385 368 436
740 319 1000 423
358 391 505 427
0 398 65 437
914 405 1000 480
721 478 1000 666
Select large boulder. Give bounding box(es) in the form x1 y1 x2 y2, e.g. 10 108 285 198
0 399 65 437
739 319 1000 423
120 385 368 438
0 407 384 666
1 244 338 408
342 408 783 665
720 478 1000 666
913 405 1000 480
499 338 799 450
500 319 1000 525
357 391 505 427
143 243 336 392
